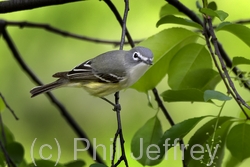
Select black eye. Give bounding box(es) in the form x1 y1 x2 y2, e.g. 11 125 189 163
133 52 139 60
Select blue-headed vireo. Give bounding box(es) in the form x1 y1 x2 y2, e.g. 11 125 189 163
30 46 153 97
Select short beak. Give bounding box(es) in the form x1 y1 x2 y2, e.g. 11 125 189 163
144 58 153 65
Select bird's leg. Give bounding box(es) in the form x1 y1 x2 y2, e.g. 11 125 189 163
100 97 121 111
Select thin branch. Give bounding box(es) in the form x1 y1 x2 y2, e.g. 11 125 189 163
104 0 135 48
202 17 250 119
0 0 81 14
213 18 250 29
0 93 18 120
152 88 187 167
110 0 130 166
152 88 174 126
166 0 203 25
118 0 129 50
217 43 250 90
2 28 105 164
207 17 250 115
0 114 7 145
233 19 250 25
0 139 16 167
1 20 141 46
165 0 250 91
0 114 16 167
213 20 250 88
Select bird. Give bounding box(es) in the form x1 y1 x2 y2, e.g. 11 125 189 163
30 46 153 98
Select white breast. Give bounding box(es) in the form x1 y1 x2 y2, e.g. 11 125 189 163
124 62 149 87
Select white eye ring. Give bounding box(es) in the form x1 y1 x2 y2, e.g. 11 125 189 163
133 52 140 60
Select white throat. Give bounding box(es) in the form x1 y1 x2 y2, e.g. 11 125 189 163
125 62 149 87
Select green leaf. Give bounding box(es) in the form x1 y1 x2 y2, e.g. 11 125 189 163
195 0 202 9
177 68 221 91
29 160 65 167
224 154 241 167
168 43 212 90
64 160 85 167
0 124 15 145
239 103 250 119
6 142 24 165
207 1 217 11
200 8 228 21
0 97 5 112
89 163 107 167
159 4 182 18
186 117 233 167
232 56 250 66
200 70 221 91
157 116 208 158
216 23 250 47
132 28 199 92
156 15 202 29
131 116 163 166
0 152 5 167
204 90 232 102
161 89 205 102
226 123 250 161
18 160 28 167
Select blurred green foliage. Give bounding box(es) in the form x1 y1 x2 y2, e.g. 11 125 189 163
1 0 250 167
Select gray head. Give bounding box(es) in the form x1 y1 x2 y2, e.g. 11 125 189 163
128 46 154 66
120 46 153 87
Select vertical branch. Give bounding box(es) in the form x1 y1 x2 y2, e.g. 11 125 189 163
165 0 250 91
152 88 175 126
152 88 187 167
104 0 135 48
202 16 249 119
118 0 129 50
0 140 15 167
0 114 7 145
2 28 105 164
0 114 16 167
111 0 130 166
207 18 250 111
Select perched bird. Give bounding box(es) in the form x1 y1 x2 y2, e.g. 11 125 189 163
30 46 153 98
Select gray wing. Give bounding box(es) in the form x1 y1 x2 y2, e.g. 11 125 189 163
53 59 124 83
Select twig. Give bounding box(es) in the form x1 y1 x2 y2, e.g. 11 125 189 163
0 114 7 145
165 0 250 91
118 0 129 50
2 28 105 164
202 16 250 119
110 0 130 166
165 0 203 25
213 19 250 29
104 0 135 48
152 88 187 167
152 88 174 126
0 0 81 13
0 114 16 167
207 17 250 115
0 139 16 167
217 42 250 90
0 20 141 46
233 19 250 25
0 93 18 120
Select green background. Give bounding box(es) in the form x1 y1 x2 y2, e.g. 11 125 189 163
1 0 250 166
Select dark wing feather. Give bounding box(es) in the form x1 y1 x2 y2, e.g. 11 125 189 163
53 59 125 83
94 73 124 83
53 71 68 78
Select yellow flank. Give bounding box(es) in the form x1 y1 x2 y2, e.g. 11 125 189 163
82 82 121 97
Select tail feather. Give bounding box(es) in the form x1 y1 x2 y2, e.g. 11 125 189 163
30 80 65 97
